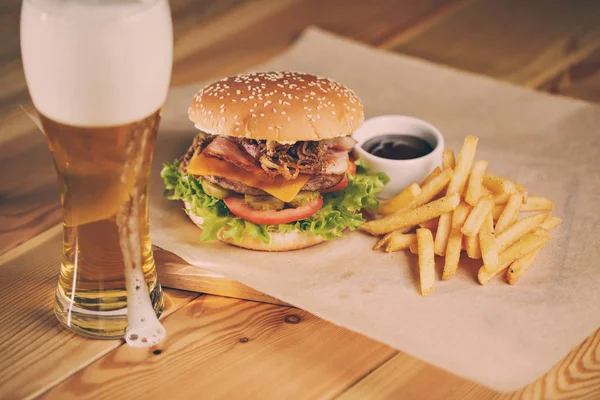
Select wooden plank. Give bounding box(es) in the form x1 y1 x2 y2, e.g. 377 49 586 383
42 295 397 399
338 352 498 400
154 248 291 306
540 47 600 103
0 231 198 400
340 329 600 400
392 0 600 90
171 0 461 84
0 130 60 256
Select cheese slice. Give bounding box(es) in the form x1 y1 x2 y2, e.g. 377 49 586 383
187 153 311 202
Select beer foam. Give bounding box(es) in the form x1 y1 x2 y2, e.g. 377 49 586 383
21 0 173 127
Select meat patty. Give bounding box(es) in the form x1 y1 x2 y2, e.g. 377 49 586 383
203 173 344 196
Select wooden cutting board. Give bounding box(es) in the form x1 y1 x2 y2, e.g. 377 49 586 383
154 247 289 306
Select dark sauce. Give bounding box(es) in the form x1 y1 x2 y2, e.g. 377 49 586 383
362 134 434 160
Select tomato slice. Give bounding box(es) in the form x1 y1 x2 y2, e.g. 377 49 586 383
321 161 355 193
224 196 323 225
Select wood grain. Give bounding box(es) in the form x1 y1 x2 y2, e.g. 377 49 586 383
42 295 396 399
338 352 498 400
170 0 461 85
340 329 600 400
0 230 198 400
154 248 290 306
540 47 600 103
393 0 600 89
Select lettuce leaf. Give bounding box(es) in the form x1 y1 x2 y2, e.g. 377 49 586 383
160 160 389 244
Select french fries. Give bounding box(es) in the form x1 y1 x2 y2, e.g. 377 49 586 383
421 167 442 187
464 234 482 259
461 196 494 237
506 247 543 285
442 149 456 170
380 232 417 252
367 134 560 293
409 243 418 255
482 173 518 196
494 193 524 234
492 204 504 221
447 136 478 195
379 183 422 215
434 212 452 256
540 215 562 231
361 193 460 236
495 212 549 252
373 226 414 250
465 160 488 206
417 228 435 296
442 202 470 279
479 213 498 270
521 196 554 212
412 168 454 208
478 233 550 285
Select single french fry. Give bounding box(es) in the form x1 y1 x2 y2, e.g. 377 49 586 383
480 213 498 271
495 212 549 252
493 192 511 205
492 204 504 221
442 149 456 170
421 167 442 187
461 196 494 237
384 233 417 253
373 233 391 251
409 243 418 255
494 193 524 234
417 228 435 296
442 202 470 279
373 226 415 252
419 218 439 231
379 183 422 215
434 212 452 256
478 233 549 285
521 196 554 212
412 168 454 208
540 215 562 231
360 194 460 236
447 136 478 195
465 160 488 206
507 247 543 285
465 234 482 259
482 173 518 195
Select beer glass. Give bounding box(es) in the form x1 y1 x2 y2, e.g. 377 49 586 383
21 0 172 343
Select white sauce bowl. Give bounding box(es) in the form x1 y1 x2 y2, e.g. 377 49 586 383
352 115 444 199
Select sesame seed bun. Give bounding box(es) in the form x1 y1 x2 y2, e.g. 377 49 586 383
188 71 364 142
185 202 325 251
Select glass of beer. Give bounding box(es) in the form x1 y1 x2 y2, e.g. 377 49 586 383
20 0 172 344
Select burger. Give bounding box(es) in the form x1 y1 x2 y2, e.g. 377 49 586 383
161 71 388 251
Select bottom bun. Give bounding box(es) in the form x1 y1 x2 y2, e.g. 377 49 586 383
184 202 325 252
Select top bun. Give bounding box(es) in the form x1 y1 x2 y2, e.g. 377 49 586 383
188 71 364 142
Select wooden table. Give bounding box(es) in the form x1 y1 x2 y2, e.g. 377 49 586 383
2 0 600 398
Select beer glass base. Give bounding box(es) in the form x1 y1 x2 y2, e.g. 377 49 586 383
54 283 164 339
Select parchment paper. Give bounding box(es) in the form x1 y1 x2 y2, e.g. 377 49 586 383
150 27 600 391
